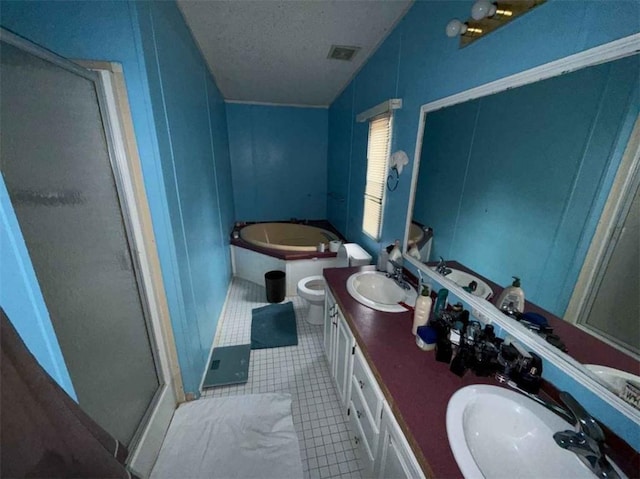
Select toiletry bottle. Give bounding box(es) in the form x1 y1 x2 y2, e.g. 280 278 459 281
496 276 525 313
412 285 432 335
387 240 402 274
433 288 449 317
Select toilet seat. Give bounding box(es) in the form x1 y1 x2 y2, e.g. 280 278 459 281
297 275 325 298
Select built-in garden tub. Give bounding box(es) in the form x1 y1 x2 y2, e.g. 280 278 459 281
230 222 344 296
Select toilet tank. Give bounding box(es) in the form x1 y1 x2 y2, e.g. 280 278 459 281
337 243 372 267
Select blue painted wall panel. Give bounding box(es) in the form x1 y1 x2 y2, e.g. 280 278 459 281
329 0 640 257
327 83 355 236
135 0 234 394
227 103 328 222
0 178 76 398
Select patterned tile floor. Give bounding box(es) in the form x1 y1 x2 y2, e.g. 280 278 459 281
202 278 363 479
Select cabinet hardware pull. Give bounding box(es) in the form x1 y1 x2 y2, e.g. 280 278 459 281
359 380 365 389
356 410 362 419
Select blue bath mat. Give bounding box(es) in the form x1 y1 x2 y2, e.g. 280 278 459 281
251 302 298 350
202 344 251 388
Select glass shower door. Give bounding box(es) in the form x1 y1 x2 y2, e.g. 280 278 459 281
0 33 161 446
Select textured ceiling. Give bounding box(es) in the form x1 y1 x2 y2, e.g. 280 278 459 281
177 1 413 107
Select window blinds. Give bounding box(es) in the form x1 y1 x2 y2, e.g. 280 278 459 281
362 114 392 240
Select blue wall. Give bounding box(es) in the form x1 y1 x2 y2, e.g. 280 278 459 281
328 0 640 253
1 0 234 397
413 56 639 316
227 103 328 222
0 179 76 399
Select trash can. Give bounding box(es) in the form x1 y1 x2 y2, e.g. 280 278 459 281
265 270 286 303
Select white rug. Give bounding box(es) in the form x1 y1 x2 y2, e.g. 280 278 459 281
151 393 304 479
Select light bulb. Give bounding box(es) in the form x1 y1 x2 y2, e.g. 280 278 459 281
445 19 468 38
471 0 497 20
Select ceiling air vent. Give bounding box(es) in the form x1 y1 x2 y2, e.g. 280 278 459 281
327 45 360 61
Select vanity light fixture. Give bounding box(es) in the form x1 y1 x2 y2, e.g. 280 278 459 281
446 0 545 47
471 0 513 21
446 19 483 38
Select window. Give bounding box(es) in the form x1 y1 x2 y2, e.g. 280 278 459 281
362 114 392 240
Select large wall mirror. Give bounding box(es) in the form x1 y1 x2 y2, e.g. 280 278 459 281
406 40 639 409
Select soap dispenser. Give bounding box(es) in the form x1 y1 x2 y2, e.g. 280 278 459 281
496 276 525 313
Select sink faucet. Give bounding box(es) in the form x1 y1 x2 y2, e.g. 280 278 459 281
436 257 452 276
387 260 411 290
553 392 620 479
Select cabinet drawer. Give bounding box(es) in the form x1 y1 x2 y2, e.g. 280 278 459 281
353 347 383 425
351 375 379 454
348 400 374 476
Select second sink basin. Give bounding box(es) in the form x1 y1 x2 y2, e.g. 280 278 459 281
434 268 493 300
347 271 417 313
446 385 625 479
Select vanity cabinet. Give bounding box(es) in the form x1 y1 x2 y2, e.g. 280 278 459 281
323 290 424 478
346 347 384 476
375 403 425 479
324 290 354 407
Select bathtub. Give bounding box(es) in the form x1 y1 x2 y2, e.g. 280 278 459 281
231 222 344 296
240 222 339 251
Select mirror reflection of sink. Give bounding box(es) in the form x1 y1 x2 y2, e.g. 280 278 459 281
446 385 625 479
346 271 417 313
433 268 493 300
585 364 640 396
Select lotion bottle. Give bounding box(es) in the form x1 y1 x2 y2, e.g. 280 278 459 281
496 276 525 313
412 285 433 335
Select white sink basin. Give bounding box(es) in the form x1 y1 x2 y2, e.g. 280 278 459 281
434 268 493 300
447 385 624 479
346 271 417 313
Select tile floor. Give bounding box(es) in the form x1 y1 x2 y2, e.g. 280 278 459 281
202 277 364 479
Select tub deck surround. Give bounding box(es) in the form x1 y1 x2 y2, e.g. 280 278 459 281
231 220 350 297
323 266 495 478
431 261 637 374
231 237 339 261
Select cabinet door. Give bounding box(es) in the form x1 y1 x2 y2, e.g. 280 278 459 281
334 311 354 406
324 290 336 362
376 404 425 479
379 433 412 479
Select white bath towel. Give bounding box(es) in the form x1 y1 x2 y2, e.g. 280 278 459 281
151 393 304 479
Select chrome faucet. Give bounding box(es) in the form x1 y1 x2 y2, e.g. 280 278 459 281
387 259 411 290
553 392 620 479
436 257 452 276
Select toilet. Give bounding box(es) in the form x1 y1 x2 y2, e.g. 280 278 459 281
297 243 372 325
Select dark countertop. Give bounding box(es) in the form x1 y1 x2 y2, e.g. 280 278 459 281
324 265 493 478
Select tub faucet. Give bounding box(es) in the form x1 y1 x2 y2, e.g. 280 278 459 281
553 392 620 479
436 257 452 276
388 260 411 290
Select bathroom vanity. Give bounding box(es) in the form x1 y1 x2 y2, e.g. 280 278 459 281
323 265 638 478
323 265 498 478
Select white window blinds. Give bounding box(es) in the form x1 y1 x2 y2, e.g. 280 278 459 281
362 114 392 240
